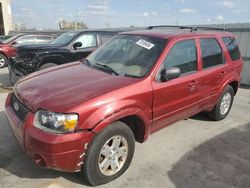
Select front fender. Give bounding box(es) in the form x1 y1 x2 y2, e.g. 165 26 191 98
79 100 152 140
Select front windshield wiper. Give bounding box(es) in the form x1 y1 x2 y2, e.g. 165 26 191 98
124 74 141 78
94 63 119 76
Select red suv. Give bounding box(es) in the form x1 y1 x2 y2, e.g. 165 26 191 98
5 26 243 185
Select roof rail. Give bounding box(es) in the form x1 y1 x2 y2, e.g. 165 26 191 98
147 25 194 31
147 25 227 32
193 26 227 32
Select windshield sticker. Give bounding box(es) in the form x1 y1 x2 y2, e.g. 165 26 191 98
136 39 155 50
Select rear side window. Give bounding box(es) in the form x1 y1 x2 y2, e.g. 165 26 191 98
222 36 241 61
200 38 224 69
164 39 197 74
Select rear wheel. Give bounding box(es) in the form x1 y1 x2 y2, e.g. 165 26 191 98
0 54 8 68
207 85 234 121
80 122 135 186
39 63 57 70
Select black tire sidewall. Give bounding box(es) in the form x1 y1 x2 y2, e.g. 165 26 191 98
39 63 57 70
215 86 234 120
81 122 135 186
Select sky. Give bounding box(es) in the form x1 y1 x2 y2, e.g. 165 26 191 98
11 0 250 29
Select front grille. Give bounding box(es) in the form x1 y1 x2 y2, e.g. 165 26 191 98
10 94 29 121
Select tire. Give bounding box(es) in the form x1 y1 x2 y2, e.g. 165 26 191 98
79 121 135 186
39 63 57 70
0 54 8 68
207 85 234 121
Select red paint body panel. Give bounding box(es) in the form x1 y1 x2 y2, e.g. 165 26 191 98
5 30 243 172
0 43 16 58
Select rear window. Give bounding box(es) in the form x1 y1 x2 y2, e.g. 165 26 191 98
200 38 224 69
222 36 241 61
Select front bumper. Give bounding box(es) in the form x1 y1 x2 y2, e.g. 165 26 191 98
5 93 95 172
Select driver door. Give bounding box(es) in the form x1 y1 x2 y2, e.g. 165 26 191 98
152 38 201 132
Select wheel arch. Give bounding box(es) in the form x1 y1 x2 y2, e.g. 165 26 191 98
91 109 150 143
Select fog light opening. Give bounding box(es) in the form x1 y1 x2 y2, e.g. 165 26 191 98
32 153 46 168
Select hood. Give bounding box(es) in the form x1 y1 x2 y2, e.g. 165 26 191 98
15 62 137 112
16 43 61 51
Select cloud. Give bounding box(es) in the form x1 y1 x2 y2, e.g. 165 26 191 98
217 1 234 8
140 11 159 17
175 0 185 3
216 15 224 21
16 7 36 18
85 0 114 16
178 8 196 13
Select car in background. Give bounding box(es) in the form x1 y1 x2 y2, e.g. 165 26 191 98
0 35 13 42
8 30 119 84
0 34 56 68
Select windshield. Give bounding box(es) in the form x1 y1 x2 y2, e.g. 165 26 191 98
51 31 79 45
87 35 167 78
2 35 22 44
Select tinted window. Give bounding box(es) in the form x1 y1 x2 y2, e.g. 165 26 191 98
222 36 241 61
164 39 197 74
200 38 224 68
74 34 97 49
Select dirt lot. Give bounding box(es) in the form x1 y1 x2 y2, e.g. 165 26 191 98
0 67 250 188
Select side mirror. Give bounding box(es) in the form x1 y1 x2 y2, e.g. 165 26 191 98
73 42 82 50
161 67 181 82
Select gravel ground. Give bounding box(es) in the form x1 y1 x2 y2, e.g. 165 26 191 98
0 67 250 188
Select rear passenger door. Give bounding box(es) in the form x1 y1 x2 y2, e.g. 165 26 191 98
152 38 201 131
198 37 229 109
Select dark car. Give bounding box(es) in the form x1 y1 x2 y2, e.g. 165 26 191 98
5 26 243 185
0 34 56 68
8 30 119 84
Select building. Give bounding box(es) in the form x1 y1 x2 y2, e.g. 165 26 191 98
0 0 13 35
59 19 88 30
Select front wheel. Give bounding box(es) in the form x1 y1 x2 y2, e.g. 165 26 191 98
0 54 8 68
207 85 234 121
80 122 135 186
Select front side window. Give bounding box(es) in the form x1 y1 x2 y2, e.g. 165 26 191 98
163 39 197 74
87 35 167 78
222 36 241 61
200 38 224 68
74 34 97 49
15 36 36 44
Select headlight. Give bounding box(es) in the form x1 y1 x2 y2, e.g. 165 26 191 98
34 110 78 133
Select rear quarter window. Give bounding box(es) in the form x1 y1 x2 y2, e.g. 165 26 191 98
222 36 241 61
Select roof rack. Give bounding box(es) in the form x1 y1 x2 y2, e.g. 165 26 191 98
147 25 227 32
193 26 227 32
147 25 194 31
